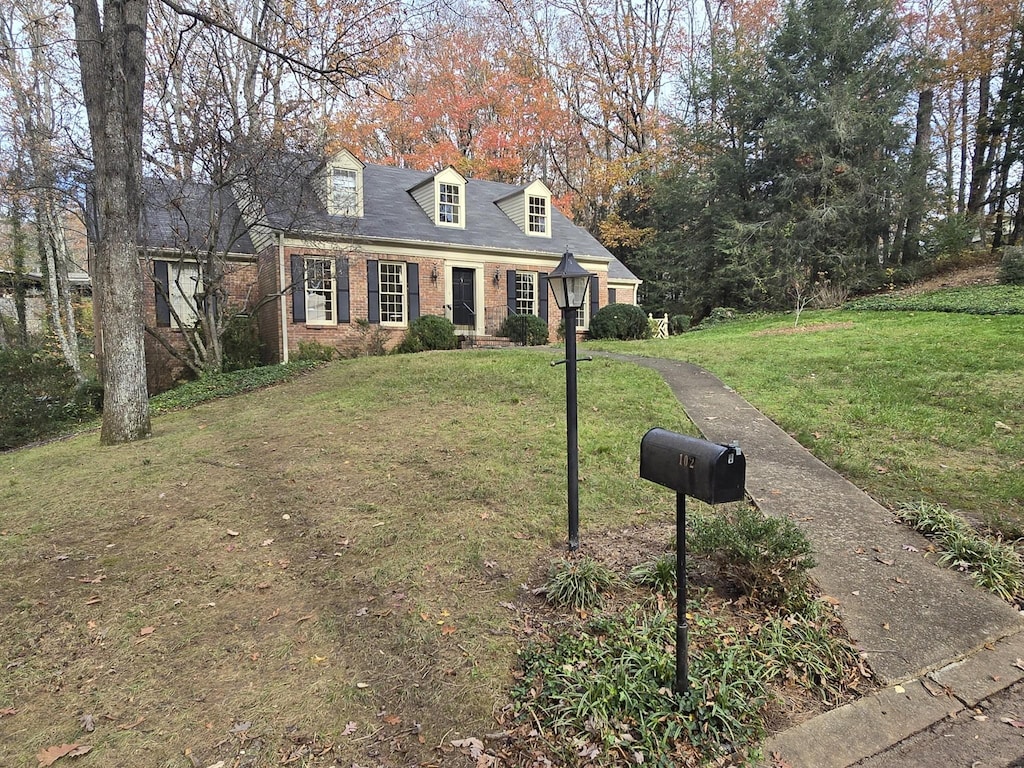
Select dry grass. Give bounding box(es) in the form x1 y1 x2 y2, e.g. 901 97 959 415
1 351 698 767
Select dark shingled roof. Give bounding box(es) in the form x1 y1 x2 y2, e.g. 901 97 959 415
138 177 255 255
132 156 639 281
250 155 639 281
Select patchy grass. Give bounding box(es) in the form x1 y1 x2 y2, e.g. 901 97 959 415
586 309 1024 535
1 350 709 767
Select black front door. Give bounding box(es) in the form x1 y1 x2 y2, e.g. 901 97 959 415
452 268 476 328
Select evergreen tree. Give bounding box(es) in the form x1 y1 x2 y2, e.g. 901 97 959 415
755 0 913 281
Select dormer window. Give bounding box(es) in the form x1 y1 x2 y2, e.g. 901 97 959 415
496 179 552 238
409 166 467 229
528 195 547 234
439 182 461 225
320 149 364 217
331 168 358 216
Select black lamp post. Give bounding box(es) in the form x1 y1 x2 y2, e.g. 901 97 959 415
547 250 592 551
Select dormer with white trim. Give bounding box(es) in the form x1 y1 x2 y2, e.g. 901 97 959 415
317 149 365 217
497 180 553 238
409 166 467 229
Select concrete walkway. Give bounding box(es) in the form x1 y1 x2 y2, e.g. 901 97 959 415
603 353 1024 767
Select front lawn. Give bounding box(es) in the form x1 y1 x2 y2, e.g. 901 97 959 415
587 308 1024 535
7 352 843 767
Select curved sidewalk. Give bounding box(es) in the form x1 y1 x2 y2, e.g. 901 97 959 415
604 353 1024 766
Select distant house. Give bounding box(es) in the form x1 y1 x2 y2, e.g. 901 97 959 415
130 149 641 388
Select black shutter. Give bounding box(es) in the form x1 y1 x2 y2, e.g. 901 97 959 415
608 287 617 304
367 260 379 323
589 275 599 323
506 270 517 314
290 255 306 323
154 261 170 327
336 257 350 323
407 262 420 321
538 272 548 321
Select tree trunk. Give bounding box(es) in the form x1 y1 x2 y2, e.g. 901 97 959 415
72 0 152 444
901 89 934 263
967 72 993 243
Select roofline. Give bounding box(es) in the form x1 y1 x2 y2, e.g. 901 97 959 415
277 228 614 265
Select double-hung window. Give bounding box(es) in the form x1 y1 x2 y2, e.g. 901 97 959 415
170 262 202 328
528 196 547 234
378 261 406 325
438 183 461 225
304 258 335 324
515 271 537 316
330 168 358 216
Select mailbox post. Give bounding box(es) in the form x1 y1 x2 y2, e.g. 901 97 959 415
639 428 746 696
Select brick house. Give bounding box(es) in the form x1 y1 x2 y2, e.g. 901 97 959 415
135 149 641 387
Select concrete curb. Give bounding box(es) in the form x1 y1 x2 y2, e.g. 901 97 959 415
762 629 1024 767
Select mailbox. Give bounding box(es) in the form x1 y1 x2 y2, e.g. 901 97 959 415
640 428 746 504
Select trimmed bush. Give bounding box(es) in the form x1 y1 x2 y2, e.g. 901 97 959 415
395 315 458 353
497 313 550 345
0 348 96 449
669 314 690 335
588 303 652 340
999 246 1024 286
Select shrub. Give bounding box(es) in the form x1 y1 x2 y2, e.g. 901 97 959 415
999 246 1024 285
221 313 263 371
669 314 690 335
0 348 95 449
395 315 458 353
545 556 618 610
588 303 652 340
689 505 816 607
693 307 739 330
497 313 550 345
354 318 389 357
294 340 336 362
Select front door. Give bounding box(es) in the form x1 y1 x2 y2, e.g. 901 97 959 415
452 268 476 329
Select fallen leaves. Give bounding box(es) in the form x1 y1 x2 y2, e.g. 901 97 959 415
36 743 92 767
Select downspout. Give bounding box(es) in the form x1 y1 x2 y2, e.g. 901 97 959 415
278 232 289 363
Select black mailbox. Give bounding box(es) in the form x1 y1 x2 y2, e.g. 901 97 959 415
640 428 746 504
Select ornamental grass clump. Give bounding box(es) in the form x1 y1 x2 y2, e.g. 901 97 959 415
897 501 1024 602
545 556 618 610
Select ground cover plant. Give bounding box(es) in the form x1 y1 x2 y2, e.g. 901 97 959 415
1 350 718 767
586 305 1024 536
898 501 1024 603
846 284 1024 314
505 509 863 766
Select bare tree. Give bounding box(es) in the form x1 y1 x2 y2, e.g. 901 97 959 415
69 0 411 443
0 1 84 377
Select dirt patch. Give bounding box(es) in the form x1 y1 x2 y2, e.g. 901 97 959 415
753 321 855 336
897 262 1000 295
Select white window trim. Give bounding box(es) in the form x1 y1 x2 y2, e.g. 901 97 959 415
169 261 202 329
304 257 337 326
329 167 360 217
437 181 463 228
378 261 407 327
527 195 548 236
516 271 537 316
574 298 590 331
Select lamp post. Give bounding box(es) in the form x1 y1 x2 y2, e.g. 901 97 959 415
547 251 592 551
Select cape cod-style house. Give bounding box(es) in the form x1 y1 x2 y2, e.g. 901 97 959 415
128 149 641 390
